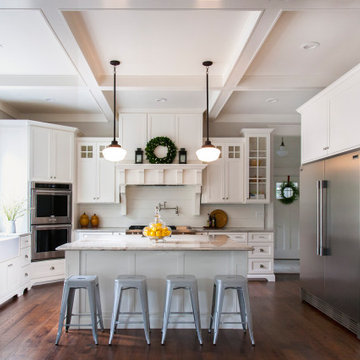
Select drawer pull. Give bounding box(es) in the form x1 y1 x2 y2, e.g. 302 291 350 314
50 266 55 271
25 273 29 277
8 263 13 267
25 255 29 259
260 264 265 268
259 248 264 252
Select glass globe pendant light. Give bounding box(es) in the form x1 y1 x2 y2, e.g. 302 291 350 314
196 61 220 162
276 137 288 157
103 60 127 162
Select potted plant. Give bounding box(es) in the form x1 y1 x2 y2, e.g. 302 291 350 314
2 199 26 233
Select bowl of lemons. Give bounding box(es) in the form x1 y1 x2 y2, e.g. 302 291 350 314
143 213 171 242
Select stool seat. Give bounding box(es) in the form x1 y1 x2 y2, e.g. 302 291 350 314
109 274 150 345
209 274 254 346
55 275 104 345
161 274 202 345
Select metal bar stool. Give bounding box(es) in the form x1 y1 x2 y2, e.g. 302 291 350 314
209 275 255 346
161 274 203 345
55 275 104 345
109 275 151 345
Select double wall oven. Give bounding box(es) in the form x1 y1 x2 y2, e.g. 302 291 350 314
30 182 72 261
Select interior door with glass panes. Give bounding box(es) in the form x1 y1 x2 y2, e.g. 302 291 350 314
248 136 268 202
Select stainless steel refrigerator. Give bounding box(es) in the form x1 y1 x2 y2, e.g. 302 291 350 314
300 151 360 339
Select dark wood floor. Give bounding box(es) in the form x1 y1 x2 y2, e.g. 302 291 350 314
0 275 359 360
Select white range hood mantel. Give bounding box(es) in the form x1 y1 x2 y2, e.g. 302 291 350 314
116 163 207 216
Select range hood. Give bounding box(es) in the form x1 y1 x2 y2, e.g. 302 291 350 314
116 164 207 216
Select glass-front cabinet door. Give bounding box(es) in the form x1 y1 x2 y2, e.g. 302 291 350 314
243 129 273 204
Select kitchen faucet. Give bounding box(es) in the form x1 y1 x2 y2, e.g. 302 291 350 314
158 201 179 215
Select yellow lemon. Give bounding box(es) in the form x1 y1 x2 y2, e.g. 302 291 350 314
149 231 156 237
155 230 162 237
155 223 162 229
165 230 171 236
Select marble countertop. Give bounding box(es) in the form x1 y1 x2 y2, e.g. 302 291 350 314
57 234 253 251
74 227 272 233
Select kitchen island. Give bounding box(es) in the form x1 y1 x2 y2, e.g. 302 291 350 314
57 234 252 329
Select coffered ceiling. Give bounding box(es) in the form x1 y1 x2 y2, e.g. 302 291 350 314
0 1 360 135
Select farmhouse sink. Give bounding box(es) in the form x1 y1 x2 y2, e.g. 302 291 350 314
0 235 20 262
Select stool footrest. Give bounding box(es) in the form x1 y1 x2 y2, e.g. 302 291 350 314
168 321 195 324
170 312 194 315
118 312 144 315
116 321 145 325
221 321 246 325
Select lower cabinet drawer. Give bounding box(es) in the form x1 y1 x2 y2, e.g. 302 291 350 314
20 265 31 285
31 259 65 279
20 247 31 267
20 235 31 249
248 243 273 258
248 233 273 243
248 259 273 274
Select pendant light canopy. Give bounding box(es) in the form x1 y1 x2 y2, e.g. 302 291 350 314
103 60 127 162
196 61 220 163
276 137 288 157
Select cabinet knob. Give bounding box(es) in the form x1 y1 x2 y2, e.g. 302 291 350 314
323 146 329 150
25 273 29 277
25 255 29 258
8 263 13 267
259 248 264 252
260 264 265 268
50 266 55 271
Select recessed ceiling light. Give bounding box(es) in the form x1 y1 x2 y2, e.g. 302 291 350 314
45 98 55 102
265 97 279 104
301 41 320 50
156 98 167 103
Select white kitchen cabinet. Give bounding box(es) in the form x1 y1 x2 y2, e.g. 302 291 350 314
243 129 273 204
30 126 74 182
119 112 202 163
201 138 245 204
119 113 148 162
77 138 117 203
0 234 32 306
300 97 329 163
298 63 360 164
31 258 65 285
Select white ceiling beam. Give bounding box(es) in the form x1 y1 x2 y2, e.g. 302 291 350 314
99 75 223 91
216 113 300 124
39 6 114 123
211 8 282 120
234 75 326 92
0 75 83 88
2 0 360 11
25 113 107 123
0 101 23 119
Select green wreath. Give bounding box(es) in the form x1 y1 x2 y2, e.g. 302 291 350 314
145 136 177 164
279 181 299 204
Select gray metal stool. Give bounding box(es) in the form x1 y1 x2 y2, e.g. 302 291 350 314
109 275 151 345
161 274 203 345
209 275 255 346
55 275 104 345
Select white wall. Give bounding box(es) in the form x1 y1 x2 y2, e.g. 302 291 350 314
77 185 265 229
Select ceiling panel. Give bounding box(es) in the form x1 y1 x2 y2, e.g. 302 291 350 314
0 10 77 75
0 88 101 114
221 90 320 115
65 10 257 77
245 11 360 85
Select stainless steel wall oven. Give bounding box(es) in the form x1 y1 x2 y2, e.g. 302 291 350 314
30 182 72 261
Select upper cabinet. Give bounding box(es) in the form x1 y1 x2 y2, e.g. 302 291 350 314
119 113 202 163
298 63 360 164
201 138 245 204
30 125 75 182
77 138 117 203
243 129 273 204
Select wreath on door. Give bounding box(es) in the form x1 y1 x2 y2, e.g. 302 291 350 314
145 136 177 164
279 176 299 204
